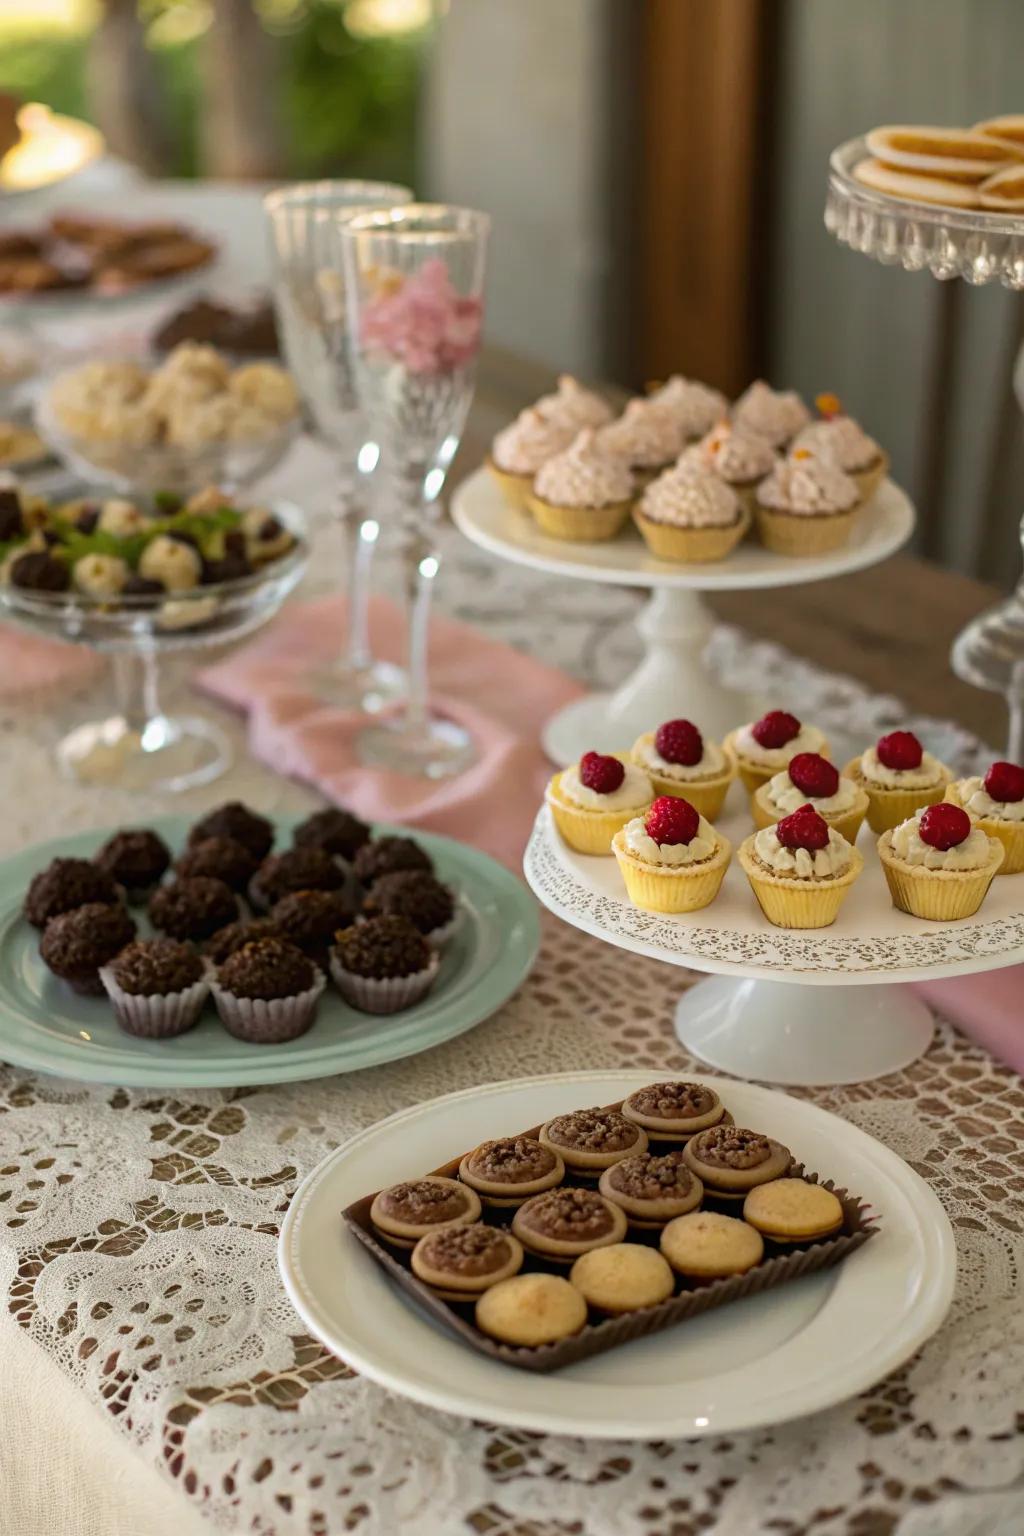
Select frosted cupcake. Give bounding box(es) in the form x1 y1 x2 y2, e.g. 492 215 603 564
732 380 811 448
612 796 731 914
844 730 953 833
487 407 575 510
646 375 727 442
534 374 613 430
877 803 1003 920
633 461 748 562
754 449 861 556
597 398 688 485
679 421 778 514
631 717 735 821
791 394 889 501
752 752 869 845
738 804 863 929
724 710 831 794
945 761 1024 875
546 750 653 855
527 428 635 541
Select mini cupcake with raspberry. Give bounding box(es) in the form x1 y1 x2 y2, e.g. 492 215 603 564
752 751 869 845
630 717 735 821
546 750 653 856
754 447 861 557
678 419 778 515
945 760 1024 874
738 804 863 928
731 380 811 448
878 803 1004 920
612 795 731 913
790 393 889 501
844 730 953 833
527 428 635 541
632 460 749 563
724 709 830 794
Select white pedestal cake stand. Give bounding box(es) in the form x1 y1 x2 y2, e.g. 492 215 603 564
452 468 915 765
523 797 1024 1086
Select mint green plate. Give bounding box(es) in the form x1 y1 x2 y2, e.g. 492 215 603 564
0 817 540 1087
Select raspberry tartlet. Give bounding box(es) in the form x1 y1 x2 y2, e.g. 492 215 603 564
724 709 831 794
752 751 869 845
791 393 890 502
945 760 1024 874
877 803 1004 920
754 448 862 557
632 460 750 563
737 804 863 928
611 795 731 913
546 750 653 855
844 730 953 832
630 717 736 820
527 427 635 541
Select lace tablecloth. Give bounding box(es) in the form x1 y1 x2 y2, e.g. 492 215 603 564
2 445 1023 1536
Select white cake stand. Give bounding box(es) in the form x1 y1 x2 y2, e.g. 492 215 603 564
452 468 915 765
523 795 1024 1086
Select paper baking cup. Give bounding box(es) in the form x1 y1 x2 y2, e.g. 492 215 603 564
737 836 864 928
944 784 1024 874
876 833 1004 920
330 949 440 1015
210 968 326 1042
753 501 858 557
845 758 952 834
630 735 735 821
526 492 632 542
426 891 465 947
853 449 890 503
485 454 534 512
612 831 731 913
632 505 750 563
545 770 651 856
751 781 869 845
100 967 210 1039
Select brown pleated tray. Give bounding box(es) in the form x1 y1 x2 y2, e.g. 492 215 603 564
342 1098 881 1374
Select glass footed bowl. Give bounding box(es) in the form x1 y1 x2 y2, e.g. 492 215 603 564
0 497 309 793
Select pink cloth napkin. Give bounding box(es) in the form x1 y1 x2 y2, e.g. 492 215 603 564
0 624 102 699
912 972 1024 1075
196 593 584 868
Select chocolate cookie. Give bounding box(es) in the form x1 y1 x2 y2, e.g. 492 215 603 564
682 1125 792 1200
370 1176 481 1250
598 1149 704 1228
411 1223 523 1301
458 1136 564 1209
538 1108 647 1175
621 1081 726 1144
511 1186 628 1261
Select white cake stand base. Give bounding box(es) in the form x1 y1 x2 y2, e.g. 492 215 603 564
674 976 934 1086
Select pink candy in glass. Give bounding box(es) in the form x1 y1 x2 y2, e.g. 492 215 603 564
360 257 483 375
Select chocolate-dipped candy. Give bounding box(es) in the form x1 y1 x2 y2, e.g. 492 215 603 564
174 835 258 893
292 806 371 862
620 1080 726 1144
361 870 455 938
411 1223 523 1301
270 889 355 960
511 1186 628 1262
94 829 171 899
100 937 209 1039
598 1149 704 1229
458 1137 565 1209
148 876 238 942
24 857 121 929
39 901 136 995
188 801 274 861
370 1176 481 1250
682 1124 792 1202
538 1107 647 1176
329 914 439 1015
352 835 433 887
209 937 325 1044
248 845 345 910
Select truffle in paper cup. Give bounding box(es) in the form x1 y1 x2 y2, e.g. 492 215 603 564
100 966 210 1040
209 967 326 1043
330 948 441 1015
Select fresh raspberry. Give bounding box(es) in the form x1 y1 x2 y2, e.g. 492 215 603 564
750 710 801 750
644 795 699 846
654 718 703 766
788 752 840 799
776 804 830 851
983 761 1024 804
579 751 625 795
876 731 923 771
918 803 971 851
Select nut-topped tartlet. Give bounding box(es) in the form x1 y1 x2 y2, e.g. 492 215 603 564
511 1186 628 1261
538 1108 647 1176
945 760 1024 874
370 1176 482 1250
682 1125 792 1204
752 751 869 845
844 730 953 833
621 1080 726 1144
458 1136 565 1209
630 717 736 820
411 1223 524 1301
598 1149 704 1229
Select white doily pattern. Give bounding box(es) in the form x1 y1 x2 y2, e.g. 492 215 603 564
0 495 1021 1536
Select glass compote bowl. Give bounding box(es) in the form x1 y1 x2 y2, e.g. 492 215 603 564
341 203 489 779
264 179 413 713
0 497 308 792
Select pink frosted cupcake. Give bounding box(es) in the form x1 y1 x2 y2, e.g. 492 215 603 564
633 461 748 562
646 375 728 442
732 380 811 448
790 393 889 501
597 397 689 484
533 373 614 429
488 407 576 509
527 428 635 541
754 449 861 556
679 421 778 514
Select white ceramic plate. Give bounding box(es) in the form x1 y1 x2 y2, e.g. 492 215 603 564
279 1070 955 1439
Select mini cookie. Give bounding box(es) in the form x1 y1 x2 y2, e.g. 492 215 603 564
475 1273 588 1347
621 1080 726 1143
458 1137 565 1209
742 1178 845 1244
512 1186 628 1262
411 1222 523 1301
598 1149 704 1229
370 1176 481 1250
682 1125 792 1201
538 1107 647 1175
569 1243 676 1315
660 1210 764 1281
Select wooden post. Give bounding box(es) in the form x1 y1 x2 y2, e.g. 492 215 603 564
201 0 285 180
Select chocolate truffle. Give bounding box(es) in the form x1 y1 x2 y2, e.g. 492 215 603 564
249 846 345 909
293 806 371 862
109 937 204 996
203 917 281 966
215 937 315 1000
188 801 273 860
24 857 121 929
174 835 258 893
39 901 136 995
148 876 238 941
270 889 355 958
352 836 433 887
361 871 455 936
94 828 171 898
331 914 430 980
10 550 70 592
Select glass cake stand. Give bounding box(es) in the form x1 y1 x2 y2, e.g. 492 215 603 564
827 135 1024 758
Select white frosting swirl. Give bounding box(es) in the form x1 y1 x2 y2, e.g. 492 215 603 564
533 429 634 508
645 376 727 438
639 464 739 529
623 813 718 867
492 408 575 474
791 416 880 473
860 745 946 791
634 735 728 782
733 720 827 769
757 455 860 515
561 760 652 811
598 399 687 468
681 423 777 484
890 810 994 871
752 825 853 879
955 776 1024 824
764 768 859 816
535 375 613 429
732 381 811 446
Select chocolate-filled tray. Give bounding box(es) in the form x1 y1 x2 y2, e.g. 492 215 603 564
342 1099 880 1374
